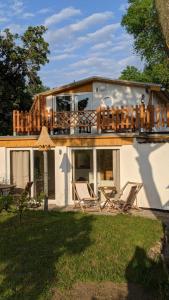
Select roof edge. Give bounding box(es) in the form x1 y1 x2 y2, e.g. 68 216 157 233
36 76 162 97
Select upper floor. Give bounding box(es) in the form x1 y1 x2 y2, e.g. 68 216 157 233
13 76 169 135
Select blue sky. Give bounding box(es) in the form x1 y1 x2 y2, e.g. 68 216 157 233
0 0 143 88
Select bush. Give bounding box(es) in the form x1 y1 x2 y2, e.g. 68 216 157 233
0 195 13 213
28 192 44 208
14 192 44 223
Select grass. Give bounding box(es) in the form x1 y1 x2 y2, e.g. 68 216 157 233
0 210 168 300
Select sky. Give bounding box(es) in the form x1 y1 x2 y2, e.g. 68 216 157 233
0 0 143 88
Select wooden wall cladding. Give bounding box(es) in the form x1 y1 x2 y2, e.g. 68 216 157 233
53 83 93 95
0 135 133 148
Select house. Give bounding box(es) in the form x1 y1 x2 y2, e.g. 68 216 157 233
1 76 169 210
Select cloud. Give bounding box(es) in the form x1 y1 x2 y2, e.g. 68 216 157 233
91 41 113 51
70 11 113 31
45 12 115 43
40 53 139 87
50 53 76 61
38 8 51 15
119 4 129 12
0 17 9 23
22 12 34 19
77 23 120 44
4 23 24 34
118 55 138 67
44 7 81 26
11 0 24 15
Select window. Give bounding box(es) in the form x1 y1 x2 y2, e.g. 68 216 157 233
34 150 55 199
56 95 71 111
72 150 93 183
71 148 120 194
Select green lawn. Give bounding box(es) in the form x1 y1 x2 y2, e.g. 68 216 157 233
0 211 168 300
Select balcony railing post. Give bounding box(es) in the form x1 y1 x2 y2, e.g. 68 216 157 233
140 104 145 132
50 109 54 135
13 110 16 136
167 104 169 127
96 106 101 134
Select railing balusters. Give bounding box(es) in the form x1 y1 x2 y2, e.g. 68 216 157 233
12 104 169 135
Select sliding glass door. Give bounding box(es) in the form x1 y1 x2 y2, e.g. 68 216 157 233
34 150 55 199
71 148 120 198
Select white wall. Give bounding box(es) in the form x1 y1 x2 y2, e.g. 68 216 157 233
120 141 169 210
46 82 163 111
2 142 169 210
54 142 169 210
92 82 158 109
0 147 6 182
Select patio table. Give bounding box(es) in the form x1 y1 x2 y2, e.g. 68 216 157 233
0 184 16 196
98 186 117 209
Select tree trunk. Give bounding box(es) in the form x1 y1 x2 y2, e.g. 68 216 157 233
155 0 169 55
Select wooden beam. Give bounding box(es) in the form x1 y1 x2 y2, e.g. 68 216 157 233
0 135 134 148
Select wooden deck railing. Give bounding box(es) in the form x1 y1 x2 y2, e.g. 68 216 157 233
97 104 169 132
13 104 169 135
13 110 97 134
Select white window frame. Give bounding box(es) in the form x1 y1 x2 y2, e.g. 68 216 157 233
7 148 33 197
68 146 121 203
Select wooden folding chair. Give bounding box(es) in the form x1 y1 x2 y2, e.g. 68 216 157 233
99 182 143 212
11 181 33 200
72 181 101 212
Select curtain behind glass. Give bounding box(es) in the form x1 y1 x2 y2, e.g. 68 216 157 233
11 151 30 188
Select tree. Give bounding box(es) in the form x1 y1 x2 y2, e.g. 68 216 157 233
121 0 167 64
120 0 169 89
0 26 49 135
120 66 151 82
155 0 169 54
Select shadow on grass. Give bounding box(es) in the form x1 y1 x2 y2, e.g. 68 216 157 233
0 211 94 300
126 246 169 300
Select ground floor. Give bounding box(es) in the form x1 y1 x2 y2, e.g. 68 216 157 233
0 136 169 210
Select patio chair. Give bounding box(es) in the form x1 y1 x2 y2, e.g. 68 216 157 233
99 181 143 212
11 181 33 200
72 181 101 212
98 185 117 209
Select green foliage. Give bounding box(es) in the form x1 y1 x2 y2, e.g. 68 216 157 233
0 26 49 135
121 0 167 64
29 192 44 208
15 192 44 223
120 62 169 87
120 0 169 89
0 195 13 212
15 193 30 224
120 66 151 82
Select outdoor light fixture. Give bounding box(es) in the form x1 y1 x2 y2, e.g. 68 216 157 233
141 94 145 104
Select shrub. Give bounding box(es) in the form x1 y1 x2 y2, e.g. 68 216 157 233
0 195 13 213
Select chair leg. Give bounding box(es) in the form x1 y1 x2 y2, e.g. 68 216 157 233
97 200 102 212
79 201 85 212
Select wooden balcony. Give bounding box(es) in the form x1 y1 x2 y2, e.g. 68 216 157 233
13 104 169 135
